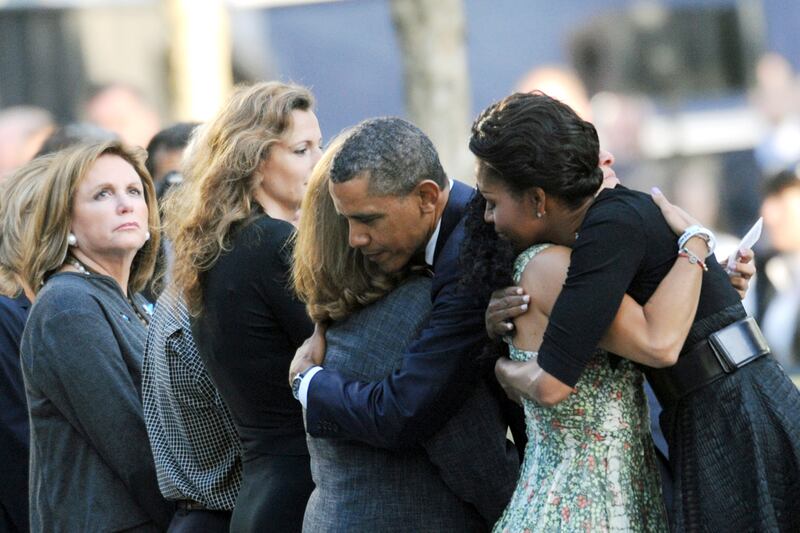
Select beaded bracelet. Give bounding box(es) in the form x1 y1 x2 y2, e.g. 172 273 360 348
678 247 708 271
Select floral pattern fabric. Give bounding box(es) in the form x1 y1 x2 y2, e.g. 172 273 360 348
493 244 668 533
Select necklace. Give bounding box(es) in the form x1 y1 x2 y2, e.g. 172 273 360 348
69 257 91 276
68 256 148 326
127 295 149 326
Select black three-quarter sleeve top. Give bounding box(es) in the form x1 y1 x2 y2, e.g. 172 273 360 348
193 213 314 460
537 186 742 387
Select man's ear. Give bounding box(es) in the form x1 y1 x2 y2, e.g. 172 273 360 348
416 180 442 213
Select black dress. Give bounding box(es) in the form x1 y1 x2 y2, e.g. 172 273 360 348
193 213 314 533
663 304 800 531
536 186 800 532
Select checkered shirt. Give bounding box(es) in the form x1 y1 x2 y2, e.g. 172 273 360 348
142 287 242 510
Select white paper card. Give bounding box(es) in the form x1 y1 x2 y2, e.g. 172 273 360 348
726 217 763 273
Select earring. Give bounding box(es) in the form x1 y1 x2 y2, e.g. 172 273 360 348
145 231 151 241
67 233 77 247
536 212 543 219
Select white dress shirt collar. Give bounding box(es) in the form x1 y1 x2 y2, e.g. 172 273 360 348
424 177 453 266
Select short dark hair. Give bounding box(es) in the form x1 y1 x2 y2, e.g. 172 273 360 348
145 122 199 176
763 167 800 197
469 92 602 207
330 117 447 196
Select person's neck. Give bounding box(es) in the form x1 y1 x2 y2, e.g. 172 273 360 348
65 250 134 296
549 195 595 247
254 193 300 227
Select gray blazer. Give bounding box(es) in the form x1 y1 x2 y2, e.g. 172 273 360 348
303 276 518 533
21 273 172 532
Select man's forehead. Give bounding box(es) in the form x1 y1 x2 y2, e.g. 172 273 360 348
329 176 399 216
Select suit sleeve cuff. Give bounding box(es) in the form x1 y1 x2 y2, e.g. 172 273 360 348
298 366 324 409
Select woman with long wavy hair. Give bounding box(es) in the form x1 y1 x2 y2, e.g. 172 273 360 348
167 81 322 532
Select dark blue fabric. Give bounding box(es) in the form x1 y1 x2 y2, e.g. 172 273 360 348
0 294 30 533
167 509 231 533
305 180 496 448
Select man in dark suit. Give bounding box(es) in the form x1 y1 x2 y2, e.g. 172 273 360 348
289 118 518 525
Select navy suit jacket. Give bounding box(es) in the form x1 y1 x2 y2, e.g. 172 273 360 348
305 180 496 448
0 293 30 533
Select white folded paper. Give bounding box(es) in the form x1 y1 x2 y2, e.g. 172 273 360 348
726 217 763 273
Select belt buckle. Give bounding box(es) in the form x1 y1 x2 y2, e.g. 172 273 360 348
707 336 735 373
707 317 769 373
176 500 205 511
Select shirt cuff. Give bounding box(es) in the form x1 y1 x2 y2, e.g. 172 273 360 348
298 366 324 409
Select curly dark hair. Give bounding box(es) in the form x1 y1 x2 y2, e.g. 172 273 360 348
459 193 517 361
469 91 602 208
460 193 515 291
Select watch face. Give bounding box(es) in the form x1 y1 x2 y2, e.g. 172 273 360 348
291 375 303 400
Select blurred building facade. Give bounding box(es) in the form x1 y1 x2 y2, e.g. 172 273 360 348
2 0 799 199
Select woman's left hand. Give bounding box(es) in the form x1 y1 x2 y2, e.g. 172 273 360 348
288 322 328 387
720 248 756 299
651 187 701 235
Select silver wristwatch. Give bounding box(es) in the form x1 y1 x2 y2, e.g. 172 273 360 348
291 368 310 401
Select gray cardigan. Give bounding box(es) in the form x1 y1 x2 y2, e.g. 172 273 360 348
303 276 518 532
21 272 172 533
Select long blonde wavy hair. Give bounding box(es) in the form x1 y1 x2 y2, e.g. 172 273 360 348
0 154 55 297
166 81 314 315
292 132 407 322
17 141 160 296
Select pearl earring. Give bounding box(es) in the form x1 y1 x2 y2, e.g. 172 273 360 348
536 212 543 219
145 231 151 241
67 233 77 247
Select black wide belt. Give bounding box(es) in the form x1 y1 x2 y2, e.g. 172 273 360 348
175 500 207 511
647 316 770 408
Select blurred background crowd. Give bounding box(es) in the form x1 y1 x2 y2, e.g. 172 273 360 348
2 0 799 378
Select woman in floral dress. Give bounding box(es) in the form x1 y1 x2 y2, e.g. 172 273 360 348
493 244 670 532
461 92 717 532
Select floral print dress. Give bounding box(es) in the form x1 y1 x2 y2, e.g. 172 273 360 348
493 244 668 533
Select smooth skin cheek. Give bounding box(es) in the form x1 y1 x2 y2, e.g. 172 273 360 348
256 109 323 222
70 154 149 261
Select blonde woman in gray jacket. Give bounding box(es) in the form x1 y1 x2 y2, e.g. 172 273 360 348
16 141 172 532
